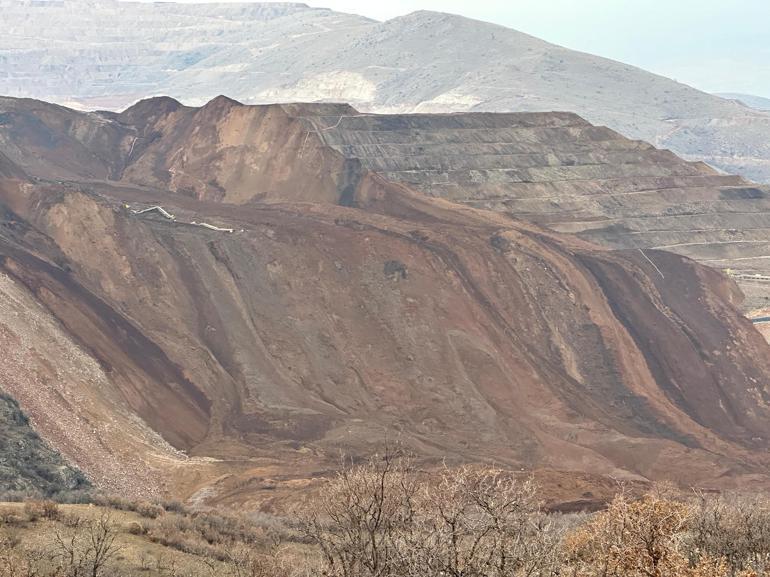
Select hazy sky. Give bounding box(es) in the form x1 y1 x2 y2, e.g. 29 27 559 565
309 0 770 97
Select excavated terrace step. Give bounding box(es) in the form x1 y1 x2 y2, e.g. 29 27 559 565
293 108 770 310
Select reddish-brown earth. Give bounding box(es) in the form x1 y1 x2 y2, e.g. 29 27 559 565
0 95 769 508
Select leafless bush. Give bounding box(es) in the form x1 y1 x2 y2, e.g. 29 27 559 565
41 501 60 521
0 534 46 577
23 501 59 523
51 511 121 577
9 462 770 577
159 501 188 515
688 492 770 575
23 501 45 522
300 451 417 577
406 466 563 577
90 495 142 514
564 489 732 577
135 502 164 520
126 521 146 536
300 452 562 577
0 507 23 527
221 543 287 577
144 507 270 563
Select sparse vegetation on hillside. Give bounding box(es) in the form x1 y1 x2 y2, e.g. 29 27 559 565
2 454 770 576
0 393 90 500
0 500 291 577
295 454 770 576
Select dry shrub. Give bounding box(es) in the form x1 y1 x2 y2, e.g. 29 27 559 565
190 511 262 546
126 521 146 536
0 537 46 577
6 459 770 577
0 507 23 526
407 466 562 577
51 511 121 577
136 501 165 520
160 500 188 515
146 514 228 560
222 544 288 577
147 515 193 550
22 501 45 522
41 500 60 520
564 490 728 577
689 492 770 575
298 457 770 577
300 451 562 577
92 494 135 512
60 512 85 529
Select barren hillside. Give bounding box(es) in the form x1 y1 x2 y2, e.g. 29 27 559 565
0 96 769 507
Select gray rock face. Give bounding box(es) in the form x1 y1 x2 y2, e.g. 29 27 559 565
2 1 770 185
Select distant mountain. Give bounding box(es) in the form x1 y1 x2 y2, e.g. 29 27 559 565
2 1 770 183
717 93 770 111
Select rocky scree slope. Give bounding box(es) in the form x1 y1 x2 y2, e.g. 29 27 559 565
0 96 769 506
2 2 770 184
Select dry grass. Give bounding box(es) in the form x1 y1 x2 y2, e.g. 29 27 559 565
2 464 770 576
0 501 289 577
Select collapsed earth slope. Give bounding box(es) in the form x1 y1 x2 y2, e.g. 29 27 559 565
297 108 770 312
0 96 769 506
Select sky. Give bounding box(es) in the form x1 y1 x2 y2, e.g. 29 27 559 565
306 0 770 97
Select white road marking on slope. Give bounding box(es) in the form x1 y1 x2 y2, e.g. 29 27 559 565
639 249 665 279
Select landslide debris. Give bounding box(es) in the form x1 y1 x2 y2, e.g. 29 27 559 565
0 96 768 506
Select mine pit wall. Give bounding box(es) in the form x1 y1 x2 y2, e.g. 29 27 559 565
0 244 190 498
575 248 770 446
303 106 770 319
0 235 211 451
0 97 133 181
0 175 212 452
7 164 768 492
109 98 770 455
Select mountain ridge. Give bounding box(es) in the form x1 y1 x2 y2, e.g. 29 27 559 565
3 1 770 183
